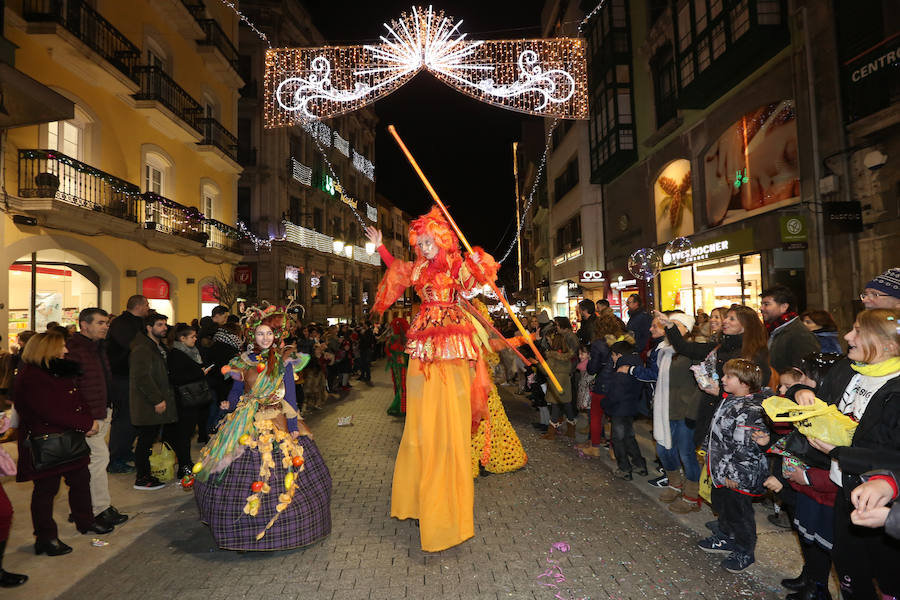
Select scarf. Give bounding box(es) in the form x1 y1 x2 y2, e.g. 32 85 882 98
851 356 900 377
652 342 676 450
765 311 798 335
213 328 242 350
173 341 202 364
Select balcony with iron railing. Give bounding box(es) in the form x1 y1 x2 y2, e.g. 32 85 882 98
132 65 203 136
22 0 140 86
17 149 242 255
181 0 206 21
198 117 238 163
203 219 243 253
18 149 141 220
197 18 239 71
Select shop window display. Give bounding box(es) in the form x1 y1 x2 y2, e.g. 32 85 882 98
8 250 99 345
659 254 761 315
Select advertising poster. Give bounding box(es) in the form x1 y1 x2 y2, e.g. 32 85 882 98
35 292 62 331
654 159 694 243
703 100 800 226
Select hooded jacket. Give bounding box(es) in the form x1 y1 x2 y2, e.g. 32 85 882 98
768 317 821 372
601 353 644 417
706 389 772 495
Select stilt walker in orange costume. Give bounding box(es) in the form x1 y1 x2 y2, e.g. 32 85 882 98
365 208 498 552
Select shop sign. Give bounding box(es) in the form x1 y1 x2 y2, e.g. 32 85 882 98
823 201 863 233
142 276 169 300
552 254 566 266
610 278 637 290
780 214 808 249
567 281 582 297
579 270 607 283
848 41 900 84
565 247 583 260
661 228 754 267
201 284 218 303
234 265 253 284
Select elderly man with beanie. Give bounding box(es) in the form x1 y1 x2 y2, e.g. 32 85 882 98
861 267 900 310
627 311 706 512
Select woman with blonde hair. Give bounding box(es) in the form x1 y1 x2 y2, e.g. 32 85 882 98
14 331 108 557
792 309 900 599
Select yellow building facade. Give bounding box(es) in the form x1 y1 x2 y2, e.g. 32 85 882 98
2 0 244 345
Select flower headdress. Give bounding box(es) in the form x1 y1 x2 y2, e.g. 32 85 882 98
240 301 304 349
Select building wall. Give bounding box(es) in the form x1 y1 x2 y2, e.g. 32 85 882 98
2 0 243 338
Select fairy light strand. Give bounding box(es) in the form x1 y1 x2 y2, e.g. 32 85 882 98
498 118 558 264
216 0 272 48
577 1 606 34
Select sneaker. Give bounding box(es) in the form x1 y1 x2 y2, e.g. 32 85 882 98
721 551 754 573
768 511 792 529
647 474 669 488
698 534 738 554
133 476 166 490
107 460 135 474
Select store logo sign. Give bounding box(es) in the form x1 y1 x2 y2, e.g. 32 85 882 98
662 240 729 266
579 270 606 283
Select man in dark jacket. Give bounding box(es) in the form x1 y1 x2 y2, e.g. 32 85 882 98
106 294 149 472
129 312 177 490
759 285 820 373
357 324 376 384
576 299 597 347
625 294 652 356
67 308 129 528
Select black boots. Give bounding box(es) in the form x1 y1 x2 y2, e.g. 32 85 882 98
786 582 832 600
34 538 73 556
0 539 28 587
781 568 808 591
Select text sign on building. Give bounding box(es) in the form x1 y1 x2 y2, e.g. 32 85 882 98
579 270 606 283
660 228 754 266
234 265 253 284
848 41 900 83
780 214 808 250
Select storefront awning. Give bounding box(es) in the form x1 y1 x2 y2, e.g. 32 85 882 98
0 63 74 128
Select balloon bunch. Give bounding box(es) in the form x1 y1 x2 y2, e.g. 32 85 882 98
628 237 693 310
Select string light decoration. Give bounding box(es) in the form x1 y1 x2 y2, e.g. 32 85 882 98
291 158 312 186
333 132 350 156
264 5 588 126
578 0 607 34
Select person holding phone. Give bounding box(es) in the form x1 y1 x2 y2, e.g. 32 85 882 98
168 324 212 479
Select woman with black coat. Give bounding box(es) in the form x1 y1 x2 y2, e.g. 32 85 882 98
658 305 771 447
793 309 900 599
168 324 212 478
14 331 109 557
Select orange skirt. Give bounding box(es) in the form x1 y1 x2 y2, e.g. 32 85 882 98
390 358 474 551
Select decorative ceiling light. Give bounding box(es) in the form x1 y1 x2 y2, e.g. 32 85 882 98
265 5 588 126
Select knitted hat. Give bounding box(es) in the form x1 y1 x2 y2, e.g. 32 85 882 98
865 267 900 299
669 313 696 332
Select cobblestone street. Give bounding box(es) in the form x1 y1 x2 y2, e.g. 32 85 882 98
46 367 792 600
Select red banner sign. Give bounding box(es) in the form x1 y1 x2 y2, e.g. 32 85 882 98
142 276 170 300
234 265 253 284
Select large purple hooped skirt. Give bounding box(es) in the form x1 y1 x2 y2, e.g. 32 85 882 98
194 435 332 551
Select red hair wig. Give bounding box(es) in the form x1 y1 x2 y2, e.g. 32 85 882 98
409 206 460 260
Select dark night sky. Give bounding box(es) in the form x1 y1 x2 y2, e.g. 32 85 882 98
302 1 548 266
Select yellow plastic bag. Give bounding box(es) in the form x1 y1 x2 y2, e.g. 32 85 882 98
149 442 176 482
697 450 711 503
762 396 858 447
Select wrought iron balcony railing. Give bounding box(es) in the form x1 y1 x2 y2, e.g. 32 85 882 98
198 117 238 162
197 18 240 71
132 65 203 133
22 0 140 82
203 219 243 252
18 149 141 221
180 0 205 20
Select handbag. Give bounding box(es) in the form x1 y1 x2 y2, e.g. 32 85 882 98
177 379 212 408
27 430 89 471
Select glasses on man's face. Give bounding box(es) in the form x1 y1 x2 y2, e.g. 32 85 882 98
860 291 890 301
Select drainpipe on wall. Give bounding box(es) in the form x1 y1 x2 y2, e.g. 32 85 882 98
798 4 830 310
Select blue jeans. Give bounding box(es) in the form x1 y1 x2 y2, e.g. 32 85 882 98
656 418 700 481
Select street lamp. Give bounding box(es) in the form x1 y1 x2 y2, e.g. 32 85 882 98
332 239 345 254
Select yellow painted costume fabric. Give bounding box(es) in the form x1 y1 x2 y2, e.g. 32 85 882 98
390 358 474 552
471 349 527 477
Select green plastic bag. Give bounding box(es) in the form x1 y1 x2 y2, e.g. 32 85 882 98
149 442 176 482
762 396 858 447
